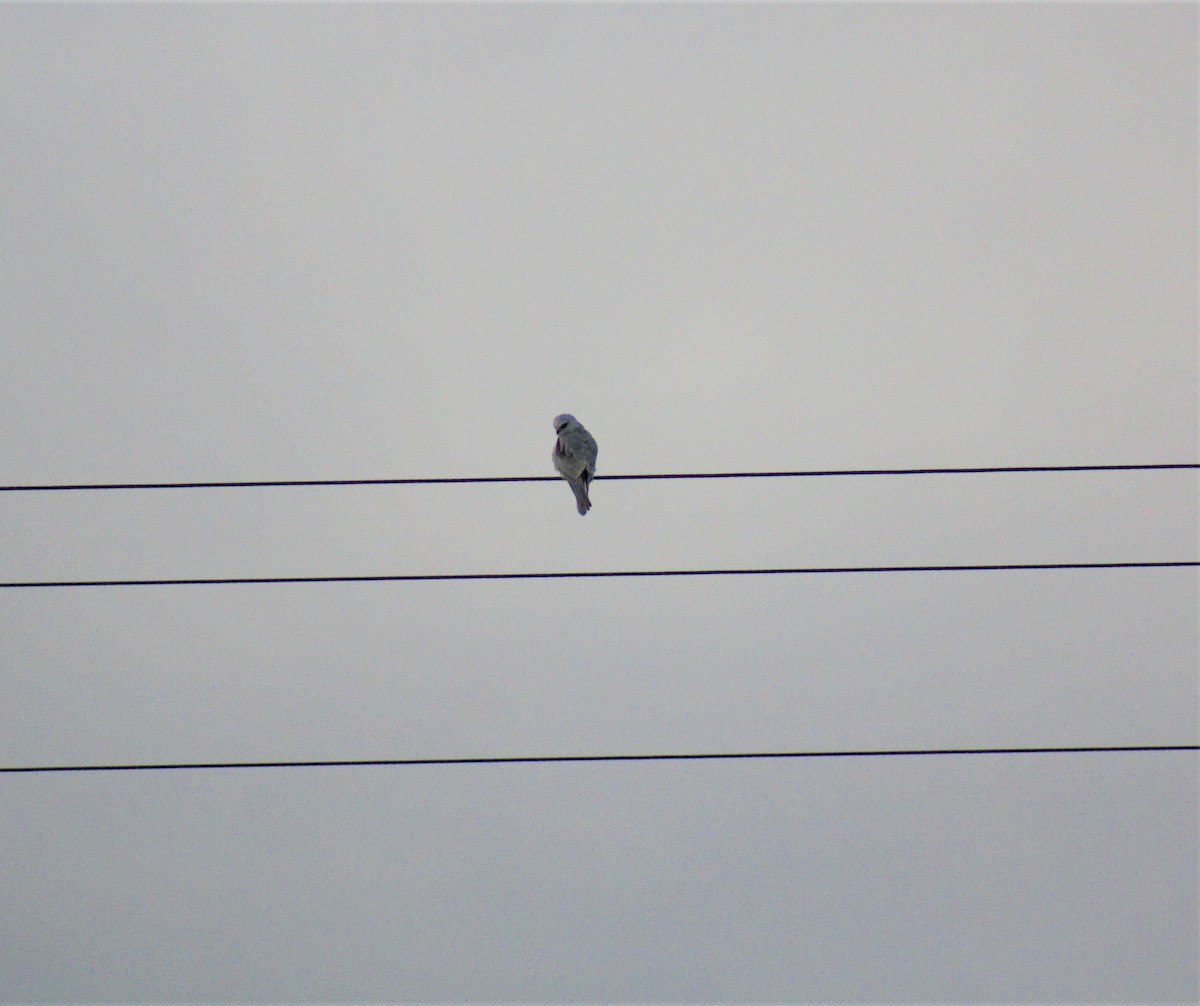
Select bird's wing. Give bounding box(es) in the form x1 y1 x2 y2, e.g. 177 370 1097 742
563 427 598 470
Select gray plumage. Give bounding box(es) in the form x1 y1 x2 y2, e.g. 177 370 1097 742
552 413 598 515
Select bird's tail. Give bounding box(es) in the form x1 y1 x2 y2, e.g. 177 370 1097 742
571 478 591 516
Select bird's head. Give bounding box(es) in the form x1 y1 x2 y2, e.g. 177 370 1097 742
553 414 577 433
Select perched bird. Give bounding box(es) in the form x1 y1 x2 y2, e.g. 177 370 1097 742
552 413 598 515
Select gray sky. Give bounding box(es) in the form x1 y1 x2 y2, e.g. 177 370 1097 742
1 2 1197 1002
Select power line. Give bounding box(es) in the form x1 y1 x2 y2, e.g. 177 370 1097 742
3 561 1195 589
1 463 1195 492
3 744 1196 774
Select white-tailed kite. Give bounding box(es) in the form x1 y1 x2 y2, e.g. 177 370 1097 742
552 414 598 516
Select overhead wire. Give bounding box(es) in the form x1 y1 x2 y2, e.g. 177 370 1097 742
3 744 1196 774
0 462 1195 492
3 561 1196 589
2 467 1192 771
3 465 1192 776
2 463 1193 588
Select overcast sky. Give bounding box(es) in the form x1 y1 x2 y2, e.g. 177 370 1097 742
1 2 1197 1002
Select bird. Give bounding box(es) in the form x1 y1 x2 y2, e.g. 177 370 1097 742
552 414 598 515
